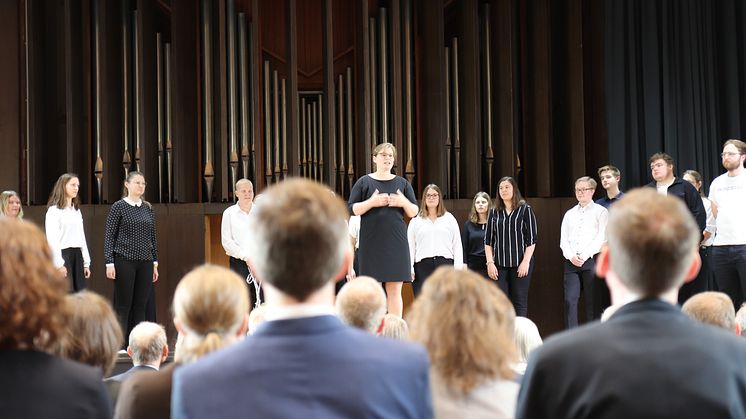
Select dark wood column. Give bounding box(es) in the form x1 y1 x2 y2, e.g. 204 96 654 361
354 0 371 177
415 0 446 193
286 0 299 176
322 0 337 186
458 0 481 196
0 0 21 192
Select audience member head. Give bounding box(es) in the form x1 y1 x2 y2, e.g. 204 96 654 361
246 179 351 302
513 317 543 368
172 264 249 364
248 304 268 335
48 173 81 209
736 304 746 338
681 292 739 334
721 139 746 171
336 276 387 333
127 322 168 368
380 314 409 340
0 219 65 350
0 190 23 219
468 191 491 223
599 188 700 300
57 291 123 376
408 267 516 393
418 184 445 217
496 176 525 211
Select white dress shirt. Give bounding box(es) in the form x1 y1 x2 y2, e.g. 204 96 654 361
407 211 463 271
709 171 746 246
559 202 608 261
45 206 91 268
221 203 255 260
348 215 360 249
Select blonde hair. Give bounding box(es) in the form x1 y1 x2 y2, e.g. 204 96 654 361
468 192 492 223
513 316 542 364
0 190 24 219
408 267 517 393
380 314 409 340
681 292 736 332
173 265 249 364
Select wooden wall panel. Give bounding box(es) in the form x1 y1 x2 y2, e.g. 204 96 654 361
0 0 21 191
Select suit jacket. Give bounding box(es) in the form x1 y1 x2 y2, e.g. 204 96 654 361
107 364 158 382
172 315 433 419
517 299 746 419
114 362 178 419
0 349 111 419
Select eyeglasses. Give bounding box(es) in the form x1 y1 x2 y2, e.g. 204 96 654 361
574 188 594 193
425 193 440 198
377 152 394 158
650 162 667 170
721 152 744 158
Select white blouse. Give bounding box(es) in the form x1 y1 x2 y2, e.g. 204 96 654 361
45 206 91 268
407 211 464 272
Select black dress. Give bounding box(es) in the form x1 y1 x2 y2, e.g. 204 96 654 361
462 220 489 279
348 175 417 283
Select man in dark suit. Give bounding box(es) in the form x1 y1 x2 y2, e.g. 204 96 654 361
172 179 433 419
107 321 168 383
517 188 746 419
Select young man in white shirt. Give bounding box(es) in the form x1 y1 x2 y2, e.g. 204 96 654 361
560 176 608 328
709 139 746 310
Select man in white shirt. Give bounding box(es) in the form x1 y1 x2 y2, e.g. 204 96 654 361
560 176 608 328
708 139 746 309
221 179 260 306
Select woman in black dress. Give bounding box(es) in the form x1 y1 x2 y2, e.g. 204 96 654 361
462 191 492 279
348 143 418 317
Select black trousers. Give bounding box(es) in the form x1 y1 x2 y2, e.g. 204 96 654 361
229 256 263 307
563 259 596 328
678 246 711 304
114 258 154 346
412 257 454 297
712 245 746 310
62 247 86 292
497 261 534 318
466 256 490 280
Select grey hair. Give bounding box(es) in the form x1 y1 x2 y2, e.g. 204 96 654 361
128 321 167 365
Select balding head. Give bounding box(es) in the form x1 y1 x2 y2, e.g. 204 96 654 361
682 292 738 333
128 321 168 367
336 276 387 333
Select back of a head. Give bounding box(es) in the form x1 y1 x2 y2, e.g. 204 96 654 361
736 304 746 338
173 264 249 364
336 276 387 333
681 292 736 332
513 316 542 364
380 314 409 340
247 179 349 300
0 219 67 351
606 188 700 296
58 291 123 376
128 321 167 366
408 267 516 393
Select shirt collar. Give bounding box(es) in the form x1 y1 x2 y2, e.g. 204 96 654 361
265 304 337 321
124 197 143 207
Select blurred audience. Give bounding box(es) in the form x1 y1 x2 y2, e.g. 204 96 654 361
336 276 387 333
380 314 409 340
248 303 268 335
681 291 739 334
513 316 542 376
409 267 518 419
106 322 168 383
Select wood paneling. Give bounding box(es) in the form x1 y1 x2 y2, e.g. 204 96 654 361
0 0 21 191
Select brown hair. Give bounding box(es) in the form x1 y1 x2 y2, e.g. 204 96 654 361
47 173 81 210
0 219 67 351
417 184 446 218
408 267 517 393
606 188 700 296
124 171 152 209
648 152 675 168
468 192 492 223
724 139 746 154
681 291 736 332
683 170 703 196
597 165 621 178
496 177 526 212
247 179 349 300
173 264 249 364
0 190 24 219
56 291 123 376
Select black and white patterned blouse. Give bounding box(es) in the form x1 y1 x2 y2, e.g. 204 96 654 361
104 198 158 264
484 203 538 267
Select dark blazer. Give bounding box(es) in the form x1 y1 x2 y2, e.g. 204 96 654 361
646 178 706 234
0 349 111 419
114 363 178 419
107 364 158 382
172 315 433 419
517 299 746 419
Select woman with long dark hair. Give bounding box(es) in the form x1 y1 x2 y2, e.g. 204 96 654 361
45 173 91 291
104 171 158 346
484 177 538 317
462 191 492 279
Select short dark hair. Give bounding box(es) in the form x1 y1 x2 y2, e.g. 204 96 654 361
648 152 675 168
247 179 349 300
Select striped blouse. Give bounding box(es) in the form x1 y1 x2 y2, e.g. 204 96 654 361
484 204 538 267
